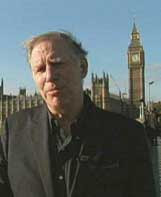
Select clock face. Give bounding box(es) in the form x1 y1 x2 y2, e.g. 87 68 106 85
132 54 139 63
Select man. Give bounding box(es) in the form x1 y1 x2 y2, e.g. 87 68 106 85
0 31 156 197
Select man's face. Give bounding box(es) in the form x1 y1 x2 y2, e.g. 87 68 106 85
30 38 87 113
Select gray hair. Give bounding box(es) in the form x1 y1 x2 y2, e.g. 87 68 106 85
24 31 88 63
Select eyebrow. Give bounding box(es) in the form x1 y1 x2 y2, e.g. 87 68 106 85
47 55 67 65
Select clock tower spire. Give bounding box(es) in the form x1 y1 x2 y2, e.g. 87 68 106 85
128 22 145 115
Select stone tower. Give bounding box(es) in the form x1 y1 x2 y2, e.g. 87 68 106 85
128 22 145 109
91 72 110 110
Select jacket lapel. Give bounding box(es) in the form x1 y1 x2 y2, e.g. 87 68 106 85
29 104 55 197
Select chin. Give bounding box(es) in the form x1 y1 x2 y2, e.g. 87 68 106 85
46 92 71 107
47 96 62 107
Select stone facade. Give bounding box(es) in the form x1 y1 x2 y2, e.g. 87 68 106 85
91 73 138 118
0 84 43 132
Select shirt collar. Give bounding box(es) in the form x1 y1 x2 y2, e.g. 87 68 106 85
47 93 93 137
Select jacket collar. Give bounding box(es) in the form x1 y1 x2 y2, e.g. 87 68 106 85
29 104 55 197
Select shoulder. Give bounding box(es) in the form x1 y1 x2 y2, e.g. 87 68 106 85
89 106 146 142
8 104 45 120
93 106 142 129
5 104 46 130
91 107 149 154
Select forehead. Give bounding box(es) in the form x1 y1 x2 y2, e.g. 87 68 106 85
30 38 77 65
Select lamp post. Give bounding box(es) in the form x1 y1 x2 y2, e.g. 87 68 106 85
148 81 154 112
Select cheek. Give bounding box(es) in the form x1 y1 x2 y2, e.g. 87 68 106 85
65 74 82 92
33 74 45 90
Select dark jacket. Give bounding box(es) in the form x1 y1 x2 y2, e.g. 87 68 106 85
0 98 156 197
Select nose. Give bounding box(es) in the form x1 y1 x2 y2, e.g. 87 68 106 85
45 65 54 82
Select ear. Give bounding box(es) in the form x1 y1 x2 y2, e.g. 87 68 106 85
80 58 88 79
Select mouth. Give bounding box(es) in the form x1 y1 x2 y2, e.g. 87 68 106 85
46 88 61 96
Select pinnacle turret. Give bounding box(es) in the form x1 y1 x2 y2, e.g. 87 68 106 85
0 78 4 95
132 22 138 34
128 21 142 48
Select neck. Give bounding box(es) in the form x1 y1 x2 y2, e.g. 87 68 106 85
48 94 84 131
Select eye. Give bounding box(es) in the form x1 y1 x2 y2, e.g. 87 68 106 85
55 62 63 66
38 66 46 72
52 62 64 68
33 65 46 74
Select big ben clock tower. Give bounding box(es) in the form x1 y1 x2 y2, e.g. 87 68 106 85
128 22 145 110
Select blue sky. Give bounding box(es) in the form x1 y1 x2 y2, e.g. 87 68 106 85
1 0 161 102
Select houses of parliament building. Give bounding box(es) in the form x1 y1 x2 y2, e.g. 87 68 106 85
0 22 145 131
